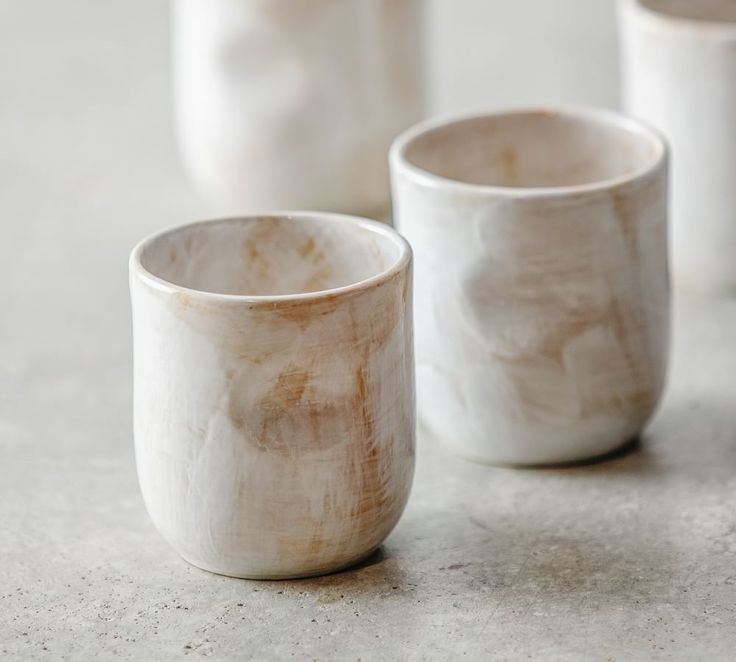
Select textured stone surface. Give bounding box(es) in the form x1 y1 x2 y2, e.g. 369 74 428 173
1 1 735 660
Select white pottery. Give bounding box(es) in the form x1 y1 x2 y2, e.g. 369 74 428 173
129 213 414 579
173 0 424 215
390 107 669 465
619 0 736 294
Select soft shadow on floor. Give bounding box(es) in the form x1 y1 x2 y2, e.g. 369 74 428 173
475 393 736 478
543 394 736 478
515 434 645 470
267 546 412 601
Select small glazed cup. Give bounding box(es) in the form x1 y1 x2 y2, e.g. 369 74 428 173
619 0 736 294
129 213 414 579
390 107 669 465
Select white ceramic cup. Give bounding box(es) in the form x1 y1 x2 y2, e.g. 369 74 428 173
129 213 414 579
173 0 424 215
619 0 736 294
390 107 669 465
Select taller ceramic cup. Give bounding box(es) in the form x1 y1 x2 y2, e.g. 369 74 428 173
391 107 669 465
173 0 424 215
129 213 414 579
619 0 736 293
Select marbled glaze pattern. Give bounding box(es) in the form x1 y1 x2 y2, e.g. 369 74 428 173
129 215 414 578
619 0 736 293
173 0 424 215
391 108 669 465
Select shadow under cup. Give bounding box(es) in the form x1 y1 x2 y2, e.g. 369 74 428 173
129 214 415 579
390 107 670 465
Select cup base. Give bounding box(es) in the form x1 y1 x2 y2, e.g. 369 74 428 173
454 437 642 469
420 419 643 468
178 546 383 581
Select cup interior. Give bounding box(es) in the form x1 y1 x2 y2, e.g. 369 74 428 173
136 215 406 297
399 109 664 190
639 0 736 22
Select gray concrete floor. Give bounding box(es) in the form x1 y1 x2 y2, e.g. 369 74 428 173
1 2 735 660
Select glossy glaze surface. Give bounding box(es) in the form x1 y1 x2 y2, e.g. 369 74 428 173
391 108 670 465
130 214 415 578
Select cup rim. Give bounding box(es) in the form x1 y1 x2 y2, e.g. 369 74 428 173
389 105 668 199
620 0 736 35
129 212 412 304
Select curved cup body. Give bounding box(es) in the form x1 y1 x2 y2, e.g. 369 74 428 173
130 214 415 578
391 108 669 465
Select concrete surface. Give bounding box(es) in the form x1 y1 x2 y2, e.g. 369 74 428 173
1 1 735 660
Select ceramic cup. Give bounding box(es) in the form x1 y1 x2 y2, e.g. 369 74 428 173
129 213 414 579
619 0 736 294
390 107 669 465
173 0 424 215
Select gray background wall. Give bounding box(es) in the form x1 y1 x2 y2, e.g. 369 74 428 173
428 0 619 113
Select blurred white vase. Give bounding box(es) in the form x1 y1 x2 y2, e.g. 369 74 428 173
173 0 424 215
619 0 736 294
